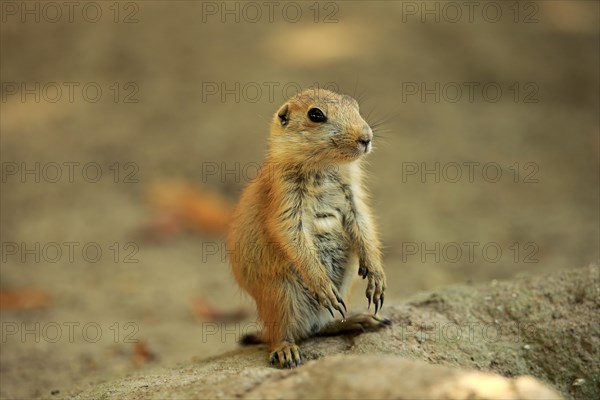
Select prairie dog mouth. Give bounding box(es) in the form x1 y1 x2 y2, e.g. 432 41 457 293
330 138 371 159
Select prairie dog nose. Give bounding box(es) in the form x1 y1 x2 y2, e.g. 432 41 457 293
357 125 373 146
358 137 371 146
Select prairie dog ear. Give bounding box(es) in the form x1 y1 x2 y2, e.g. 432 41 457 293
277 104 290 126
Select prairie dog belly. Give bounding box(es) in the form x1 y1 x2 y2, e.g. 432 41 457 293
310 204 357 295
299 208 358 338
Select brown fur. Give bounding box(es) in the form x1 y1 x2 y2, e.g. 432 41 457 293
227 89 387 368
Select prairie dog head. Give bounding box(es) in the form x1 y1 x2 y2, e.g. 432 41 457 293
269 88 373 165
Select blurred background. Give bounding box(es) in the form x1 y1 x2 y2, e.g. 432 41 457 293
1 1 598 398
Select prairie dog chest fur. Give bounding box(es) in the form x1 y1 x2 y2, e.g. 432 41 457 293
286 165 354 237
278 162 363 288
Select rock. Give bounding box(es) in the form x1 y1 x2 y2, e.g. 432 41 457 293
72 265 599 400
246 355 561 400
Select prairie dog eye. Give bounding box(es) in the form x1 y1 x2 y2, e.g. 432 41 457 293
307 108 327 123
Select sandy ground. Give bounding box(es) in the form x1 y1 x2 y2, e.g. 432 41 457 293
1 1 598 399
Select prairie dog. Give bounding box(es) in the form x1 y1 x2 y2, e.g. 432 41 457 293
227 88 388 368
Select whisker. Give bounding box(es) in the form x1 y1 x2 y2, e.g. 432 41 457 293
352 77 360 99
356 88 369 105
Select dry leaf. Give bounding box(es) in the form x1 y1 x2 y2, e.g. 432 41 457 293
132 341 155 366
0 289 52 310
143 180 233 239
192 296 248 323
